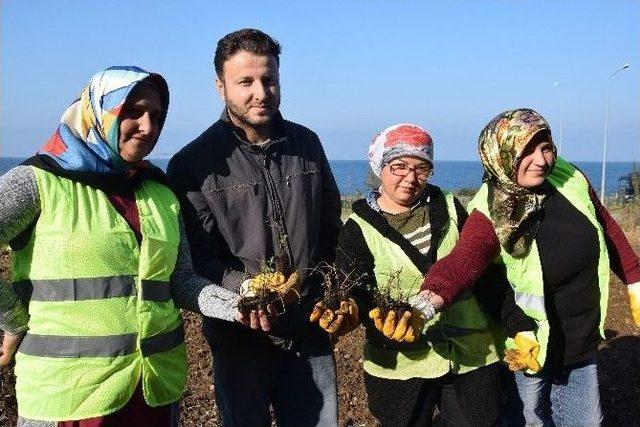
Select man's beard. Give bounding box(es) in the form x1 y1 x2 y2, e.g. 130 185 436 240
226 99 277 132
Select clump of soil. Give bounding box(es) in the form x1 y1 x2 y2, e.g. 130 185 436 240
236 290 284 313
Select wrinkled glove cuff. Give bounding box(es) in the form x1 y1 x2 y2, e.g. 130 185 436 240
408 295 436 321
628 282 640 326
628 281 640 296
238 278 253 296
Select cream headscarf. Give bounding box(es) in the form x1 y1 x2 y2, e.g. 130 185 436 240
478 108 557 257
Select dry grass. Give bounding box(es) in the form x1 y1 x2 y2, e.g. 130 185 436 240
608 202 640 243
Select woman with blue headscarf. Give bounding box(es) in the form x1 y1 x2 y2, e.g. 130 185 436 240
0 66 239 426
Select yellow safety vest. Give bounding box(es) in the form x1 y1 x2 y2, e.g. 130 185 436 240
350 191 500 380
467 157 610 373
12 167 187 421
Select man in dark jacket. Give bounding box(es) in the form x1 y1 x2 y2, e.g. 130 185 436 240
167 29 342 426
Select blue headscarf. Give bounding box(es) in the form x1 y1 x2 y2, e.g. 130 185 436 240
39 66 169 174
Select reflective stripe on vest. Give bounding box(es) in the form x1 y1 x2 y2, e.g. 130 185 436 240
12 168 186 421
140 324 185 356
20 333 137 357
19 277 135 301
19 323 184 358
140 280 172 302
14 277 171 302
514 291 546 315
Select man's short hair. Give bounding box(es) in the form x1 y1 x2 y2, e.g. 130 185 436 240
214 29 282 77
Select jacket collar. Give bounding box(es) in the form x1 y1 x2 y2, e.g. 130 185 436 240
219 108 288 150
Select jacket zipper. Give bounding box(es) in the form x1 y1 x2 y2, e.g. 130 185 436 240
262 152 295 271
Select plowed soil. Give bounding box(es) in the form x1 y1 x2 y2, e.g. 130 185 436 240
1 205 639 426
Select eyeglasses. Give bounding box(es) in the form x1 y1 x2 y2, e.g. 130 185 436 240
389 163 434 179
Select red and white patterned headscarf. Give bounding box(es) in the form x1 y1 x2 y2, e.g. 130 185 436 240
368 123 434 177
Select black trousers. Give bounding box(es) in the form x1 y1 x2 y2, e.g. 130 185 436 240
364 363 505 427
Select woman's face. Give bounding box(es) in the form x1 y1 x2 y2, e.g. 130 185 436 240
118 83 163 163
516 132 556 189
380 156 432 208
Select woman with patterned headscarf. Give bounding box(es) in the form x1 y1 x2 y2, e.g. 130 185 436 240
312 123 507 426
0 66 239 426
418 108 640 425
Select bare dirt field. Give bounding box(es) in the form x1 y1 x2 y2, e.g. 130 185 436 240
1 204 639 426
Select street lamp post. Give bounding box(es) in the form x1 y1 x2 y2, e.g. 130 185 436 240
554 82 565 156
600 63 631 202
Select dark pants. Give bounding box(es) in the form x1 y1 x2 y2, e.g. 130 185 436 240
204 326 338 427
364 363 505 427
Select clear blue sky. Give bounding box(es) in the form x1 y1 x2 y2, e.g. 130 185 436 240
2 1 638 161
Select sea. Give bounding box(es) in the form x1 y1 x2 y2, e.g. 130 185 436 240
0 157 636 198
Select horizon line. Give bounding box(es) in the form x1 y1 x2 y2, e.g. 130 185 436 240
0 156 638 164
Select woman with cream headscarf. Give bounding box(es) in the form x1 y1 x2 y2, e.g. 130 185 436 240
419 108 640 425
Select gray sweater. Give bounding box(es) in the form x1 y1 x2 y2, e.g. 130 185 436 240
0 166 239 334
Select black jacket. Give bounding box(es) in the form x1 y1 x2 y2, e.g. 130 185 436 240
167 111 342 345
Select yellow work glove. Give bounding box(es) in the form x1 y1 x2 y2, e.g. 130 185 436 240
368 308 425 343
629 282 640 327
503 331 541 373
309 299 359 336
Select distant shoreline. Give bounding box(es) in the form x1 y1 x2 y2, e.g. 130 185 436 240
1 157 636 197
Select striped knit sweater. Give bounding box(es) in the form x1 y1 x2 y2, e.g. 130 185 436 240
381 206 432 256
